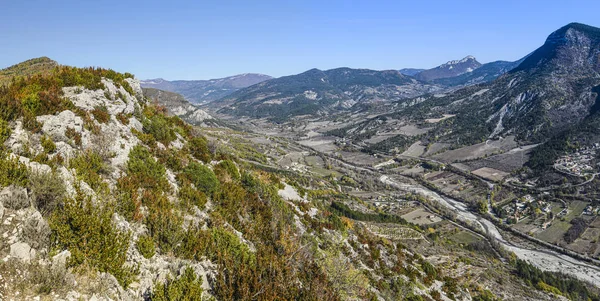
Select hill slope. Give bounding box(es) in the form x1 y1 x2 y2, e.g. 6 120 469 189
394 23 600 146
141 73 272 104
0 57 58 86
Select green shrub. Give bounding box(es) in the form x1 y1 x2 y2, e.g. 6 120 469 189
183 162 219 195
0 153 28 186
126 145 169 191
144 191 184 254
178 183 207 210
69 150 107 191
151 267 204 301
27 170 66 215
214 159 240 181
188 136 211 163
0 118 10 145
143 113 175 146
136 235 156 259
49 190 136 287
41 135 56 153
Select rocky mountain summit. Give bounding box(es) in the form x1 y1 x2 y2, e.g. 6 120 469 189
414 56 482 82
140 73 272 104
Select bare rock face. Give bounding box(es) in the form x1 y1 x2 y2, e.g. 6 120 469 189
0 186 30 210
37 110 84 143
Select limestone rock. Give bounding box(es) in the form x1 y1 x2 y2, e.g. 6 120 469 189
10 242 35 262
37 110 84 143
52 250 72 272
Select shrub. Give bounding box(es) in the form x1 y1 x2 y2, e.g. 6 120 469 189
144 191 184 254
0 118 10 145
41 135 56 153
214 159 240 182
183 162 219 195
136 235 156 259
91 105 110 123
69 150 108 191
126 145 169 191
142 114 175 146
116 112 130 125
151 267 204 301
27 170 66 215
49 190 136 287
65 127 82 147
0 153 28 186
178 183 207 210
188 136 211 163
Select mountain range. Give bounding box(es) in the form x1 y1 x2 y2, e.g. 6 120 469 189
213 67 441 121
140 73 272 104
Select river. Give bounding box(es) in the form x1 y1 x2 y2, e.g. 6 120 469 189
380 175 600 286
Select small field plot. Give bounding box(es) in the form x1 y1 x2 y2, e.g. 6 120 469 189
449 231 481 245
401 141 426 157
366 223 425 241
423 142 451 157
472 167 509 182
401 208 442 225
432 136 518 163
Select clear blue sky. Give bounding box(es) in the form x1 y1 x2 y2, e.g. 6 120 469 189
1 0 599 80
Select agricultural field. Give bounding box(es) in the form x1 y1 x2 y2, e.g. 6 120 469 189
532 201 590 246
401 208 443 225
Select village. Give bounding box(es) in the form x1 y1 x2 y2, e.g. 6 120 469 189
553 143 600 177
499 194 559 228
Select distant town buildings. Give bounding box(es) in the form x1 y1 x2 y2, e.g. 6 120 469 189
554 145 599 176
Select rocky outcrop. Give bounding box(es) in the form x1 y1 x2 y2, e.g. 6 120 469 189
142 87 214 125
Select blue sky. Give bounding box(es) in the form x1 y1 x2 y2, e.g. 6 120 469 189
1 0 599 80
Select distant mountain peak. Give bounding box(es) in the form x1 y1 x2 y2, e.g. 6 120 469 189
442 55 478 66
415 55 482 82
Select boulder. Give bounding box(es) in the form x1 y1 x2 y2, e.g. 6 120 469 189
21 210 51 249
0 185 30 210
52 250 71 272
10 242 35 262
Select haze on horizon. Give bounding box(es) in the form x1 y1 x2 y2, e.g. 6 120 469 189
2 0 600 80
